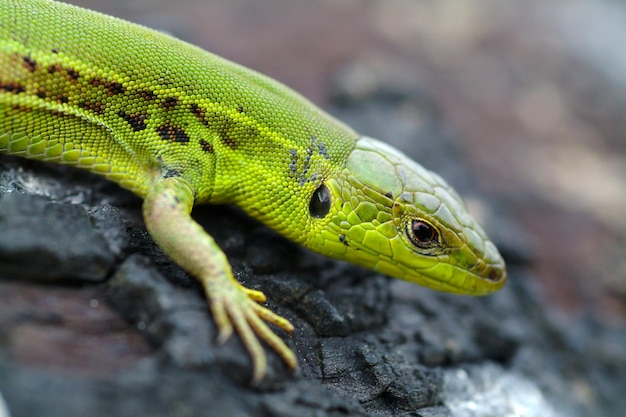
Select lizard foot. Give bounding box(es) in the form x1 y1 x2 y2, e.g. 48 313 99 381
206 278 297 383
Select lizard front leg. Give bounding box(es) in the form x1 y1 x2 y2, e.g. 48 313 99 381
142 176 297 382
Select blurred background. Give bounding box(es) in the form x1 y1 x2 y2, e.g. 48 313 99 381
62 0 626 325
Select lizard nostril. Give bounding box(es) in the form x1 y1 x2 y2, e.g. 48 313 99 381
488 268 504 282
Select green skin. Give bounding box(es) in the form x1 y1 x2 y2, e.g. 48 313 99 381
0 0 506 382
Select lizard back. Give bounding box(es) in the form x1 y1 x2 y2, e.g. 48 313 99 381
0 0 357 218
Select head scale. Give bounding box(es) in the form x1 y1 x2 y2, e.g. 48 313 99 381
305 136 506 295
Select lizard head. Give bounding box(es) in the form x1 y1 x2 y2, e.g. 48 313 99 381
306 136 506 295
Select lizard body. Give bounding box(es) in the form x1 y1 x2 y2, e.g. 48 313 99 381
0 0 506 382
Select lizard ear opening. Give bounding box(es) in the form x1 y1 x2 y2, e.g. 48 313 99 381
309 184 331 218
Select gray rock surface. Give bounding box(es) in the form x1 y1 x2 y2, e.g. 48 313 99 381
0 193 115 282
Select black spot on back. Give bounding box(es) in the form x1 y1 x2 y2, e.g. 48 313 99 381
47 64 61 74
66 68 80 81
118 111 148 131
157 124 190 143
221 137 236 149
200 139 214 153
0 82 25 94
23 56 37 72
89 78 125 95
106 81 125 95
190 103 207 126
139 90 158 101
80 101 105 115
161 97 178 110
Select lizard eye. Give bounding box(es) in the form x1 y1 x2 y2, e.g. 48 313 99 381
310 184 331 218
407 219 438 247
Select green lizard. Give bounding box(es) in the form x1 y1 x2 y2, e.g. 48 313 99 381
0 0 506 382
